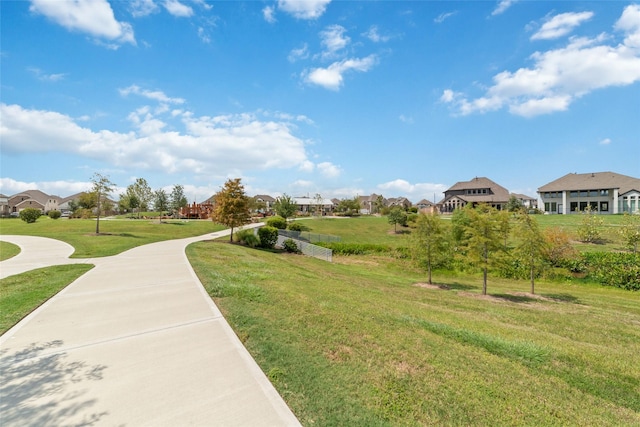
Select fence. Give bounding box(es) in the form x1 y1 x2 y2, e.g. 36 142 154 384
277 234 332 263
278 230 341 244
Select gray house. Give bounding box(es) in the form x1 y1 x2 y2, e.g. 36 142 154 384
538 171 640 214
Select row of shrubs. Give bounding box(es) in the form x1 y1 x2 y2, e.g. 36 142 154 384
235 227 299 253
264 216 310 232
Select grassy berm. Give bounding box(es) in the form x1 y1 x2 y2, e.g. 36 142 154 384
188 218 640 426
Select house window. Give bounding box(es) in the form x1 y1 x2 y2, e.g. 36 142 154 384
589 190 598 197
570 191 578 197
600 202 608 212
579 202 588 211
570 202 578 212
580 191 588 197
600 189 609 196
589 202 598 211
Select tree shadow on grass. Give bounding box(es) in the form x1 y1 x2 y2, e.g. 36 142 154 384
446 282 477 291
540 293 581 304
491 293 538 303
0 340 108 426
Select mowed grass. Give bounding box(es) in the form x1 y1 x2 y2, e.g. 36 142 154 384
0 217 225 257
0 264 93 334
188 216 640 426
0 241 20 261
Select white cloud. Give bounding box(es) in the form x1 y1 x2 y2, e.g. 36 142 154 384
615 4 640 48
434 11 457 24
0 177 93 196
29 0 135 47
288 44 309 62
27 67 66 82
119 85 185 104
197 27 211 43
317 162 341 178
599 138 612 145
442 6 640 117
304 55 377 90
531 11 594 40
492 0 518 16
319 25 350 59
163 0 193 17
377 179 448 201
263 6 276 23
399 114 414 124
130 0 159 17
277 0 331 20
363 25 391 42
1 103 315 178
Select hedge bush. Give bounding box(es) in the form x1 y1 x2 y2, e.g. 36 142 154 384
282 239 299 253
316 242 392 255
258 226 278 249
48 210 62 219
266 215 287 229
19 208 41 223
287 221 310 232
582 252 640 290
235 229 259 248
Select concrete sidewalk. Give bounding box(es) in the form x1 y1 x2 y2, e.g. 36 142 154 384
0 231 301 426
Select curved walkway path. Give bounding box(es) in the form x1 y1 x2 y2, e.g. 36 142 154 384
0 231 301 426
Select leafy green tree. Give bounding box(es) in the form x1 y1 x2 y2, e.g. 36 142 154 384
273 194 297 221
619 213 640 253
412 212 448 285
462 204 508 295
48 210 61 219
374 195 385 214
170 184 188 215
154 188 169 223
388 206 408 233
90 173 116 234
78 191 98 210
336 197 360 216
513 211 548 294
211 178 251 242
577 205 603 243
506 195 524 212
125 178 153 217
19 208 41 223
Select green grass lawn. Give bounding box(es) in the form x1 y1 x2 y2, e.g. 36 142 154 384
0 264 94 334
0 217 225 257
188 240 640 426
0 241 20 261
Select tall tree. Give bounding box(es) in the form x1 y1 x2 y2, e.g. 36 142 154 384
90 173 116 235
170 184 188 215
462 204 508 295
154 188 169 223
388 206 407 233
619 212 640 253
513 211 547 294
211 178 251 242
412 212 448 285
273 193 296 221
126 178 153 217
314 193 324 216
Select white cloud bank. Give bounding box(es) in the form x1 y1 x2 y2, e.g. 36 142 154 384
29 0 136 48
0 101 320 178
377 179 448 201
442 5 640 117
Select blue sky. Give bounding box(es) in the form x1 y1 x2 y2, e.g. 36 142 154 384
1 0 639 203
